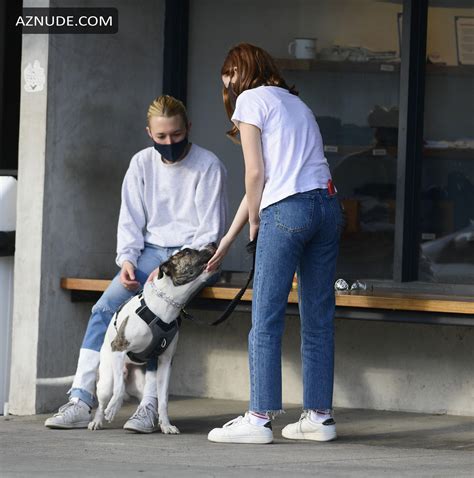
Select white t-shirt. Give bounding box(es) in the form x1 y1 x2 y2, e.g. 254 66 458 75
232 85 331 213
116 144 228 268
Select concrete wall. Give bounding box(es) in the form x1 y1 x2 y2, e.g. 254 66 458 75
9 0 165 414
9 0 50 414
170 311 474 416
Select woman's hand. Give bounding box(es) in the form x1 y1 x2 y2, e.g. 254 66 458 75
147 266 160 283
206 235 234 272
120 261 140 290
249 221 260 241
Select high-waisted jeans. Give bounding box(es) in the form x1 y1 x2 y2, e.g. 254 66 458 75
70 244 182 407
249 188 343 414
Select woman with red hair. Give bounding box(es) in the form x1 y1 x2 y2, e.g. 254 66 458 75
207 43 342 444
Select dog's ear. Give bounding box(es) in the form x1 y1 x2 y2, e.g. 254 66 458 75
157 267 164 279
178 248 193 255
160 262 171 277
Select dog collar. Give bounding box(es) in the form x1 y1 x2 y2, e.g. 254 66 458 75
149 280 185 310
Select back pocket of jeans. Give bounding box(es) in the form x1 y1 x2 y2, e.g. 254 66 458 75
275 195 314 232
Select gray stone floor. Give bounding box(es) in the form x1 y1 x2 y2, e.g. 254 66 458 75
1 397 473 477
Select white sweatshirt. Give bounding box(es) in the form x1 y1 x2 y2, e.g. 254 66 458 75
116 144 228 268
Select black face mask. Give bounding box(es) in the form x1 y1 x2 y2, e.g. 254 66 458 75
153 137 189 163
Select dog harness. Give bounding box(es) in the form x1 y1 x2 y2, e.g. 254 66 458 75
115 291 181 364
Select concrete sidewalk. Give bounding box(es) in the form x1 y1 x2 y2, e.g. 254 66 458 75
1 397 473 477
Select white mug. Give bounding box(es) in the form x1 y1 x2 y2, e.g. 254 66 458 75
288 38 317 59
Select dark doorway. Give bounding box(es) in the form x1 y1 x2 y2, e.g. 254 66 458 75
0 1 22 175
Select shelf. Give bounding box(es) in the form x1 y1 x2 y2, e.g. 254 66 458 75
275 58 474 76
321 145 474 159
424 148 474 159
275 59 400 73
425 64 474 77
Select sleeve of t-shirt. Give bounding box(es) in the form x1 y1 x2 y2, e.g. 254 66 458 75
231 89 267 130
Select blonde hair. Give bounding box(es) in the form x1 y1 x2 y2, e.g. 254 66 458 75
147 95 188 126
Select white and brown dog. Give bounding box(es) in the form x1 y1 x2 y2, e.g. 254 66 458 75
88 243 217 433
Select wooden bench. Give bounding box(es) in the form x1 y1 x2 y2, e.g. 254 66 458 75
61 277 474 326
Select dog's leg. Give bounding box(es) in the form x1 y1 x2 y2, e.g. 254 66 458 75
125 364 146 402
104 351 127 423
88 333 114 431
88 353 114 430
157 332 180 434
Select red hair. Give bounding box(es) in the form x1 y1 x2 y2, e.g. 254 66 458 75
221 43 298 140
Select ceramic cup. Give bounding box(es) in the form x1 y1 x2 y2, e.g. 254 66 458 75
288 38 317 59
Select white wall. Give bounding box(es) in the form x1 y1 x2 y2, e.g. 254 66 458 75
0 178 17 415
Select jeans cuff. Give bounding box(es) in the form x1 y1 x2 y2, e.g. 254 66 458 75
249 408 285 420
69 387 96 408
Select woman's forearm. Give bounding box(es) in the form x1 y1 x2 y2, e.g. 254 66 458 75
225 195 249 241
245 172 264 225
240 123 265 224
205 194 249 272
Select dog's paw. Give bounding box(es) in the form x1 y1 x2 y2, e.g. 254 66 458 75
88 420 103 431
160 423 180 434
104 401 122 423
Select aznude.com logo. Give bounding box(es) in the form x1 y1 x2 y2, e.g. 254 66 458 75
16 8 118 34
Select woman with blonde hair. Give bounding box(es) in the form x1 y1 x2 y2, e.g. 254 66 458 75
207 43 342 444
45 95 227 433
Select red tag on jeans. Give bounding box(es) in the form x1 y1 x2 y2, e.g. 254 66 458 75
327 179 336 195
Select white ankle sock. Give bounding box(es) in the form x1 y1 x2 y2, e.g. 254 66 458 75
248 411 270 426
309 409 332 423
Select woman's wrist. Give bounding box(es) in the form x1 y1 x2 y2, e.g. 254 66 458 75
221 233 235 245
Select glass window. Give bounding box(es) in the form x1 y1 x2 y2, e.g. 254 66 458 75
188 0 403 280
277 2 402 282
418 3 474 284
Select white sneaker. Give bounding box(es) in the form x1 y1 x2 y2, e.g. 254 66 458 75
282 411 337 442
123 404 160 434
207 413 273 444
44 397 91 429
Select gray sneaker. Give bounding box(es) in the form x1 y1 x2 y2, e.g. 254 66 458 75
44 397 91 429
123 404 160 433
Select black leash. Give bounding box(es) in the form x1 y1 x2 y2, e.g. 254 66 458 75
180 238 257 327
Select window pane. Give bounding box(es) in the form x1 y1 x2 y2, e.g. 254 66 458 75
188 0 402 279
418 3 474 284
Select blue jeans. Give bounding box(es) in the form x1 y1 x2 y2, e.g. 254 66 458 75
249 188 342 413
71 244 182 407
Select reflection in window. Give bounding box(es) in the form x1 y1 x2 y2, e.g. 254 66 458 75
188 0 403 278
418 2 474 284
332 106 398 281
275 0 403 281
